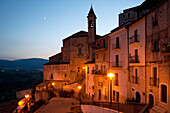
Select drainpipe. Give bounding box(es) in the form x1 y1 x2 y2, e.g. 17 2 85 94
127 26 131 99
145 17 147 103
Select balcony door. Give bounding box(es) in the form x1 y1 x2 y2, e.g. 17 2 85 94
153 67 157 86
161 85 167 103
135 49 138 62
116 55 119 67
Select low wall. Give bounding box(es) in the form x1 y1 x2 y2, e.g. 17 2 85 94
81 105 122 113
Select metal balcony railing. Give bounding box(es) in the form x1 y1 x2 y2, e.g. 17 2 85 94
111 62 123 68
92 70 107 75
129 56 140 63
98 82 103 86
112 44 120 50
114 80 119 86
150 77 159 87
131 76 139 84
95 44 108 50
129 35 140 44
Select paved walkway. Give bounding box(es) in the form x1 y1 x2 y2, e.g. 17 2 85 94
36 98 80 113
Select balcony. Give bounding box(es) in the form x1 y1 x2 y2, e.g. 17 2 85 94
150 77 159 87
131 76 139 84
129 56 140 63
92 70 107 75
111 62 123 69
95 45 108 52
129 35 140 46
98 82 103 86
113 80 119 86
112 44 120 52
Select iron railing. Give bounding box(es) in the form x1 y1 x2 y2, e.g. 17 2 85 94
129 35 140 44
132 76 139 84
129 56 140 63
81 101 147 113
92 70 107 75
150 77 159 87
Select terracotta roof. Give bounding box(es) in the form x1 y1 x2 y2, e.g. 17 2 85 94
63 31 88 41
44 62 69 65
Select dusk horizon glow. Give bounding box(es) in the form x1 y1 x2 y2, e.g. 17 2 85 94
0 0 145 60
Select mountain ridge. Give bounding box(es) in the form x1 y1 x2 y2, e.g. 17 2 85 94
0 58 48 69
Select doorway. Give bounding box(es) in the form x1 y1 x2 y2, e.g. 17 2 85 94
149 94 154 109
161 85 167 103
136 91 141 103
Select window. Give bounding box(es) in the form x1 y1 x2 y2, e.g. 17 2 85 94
103 40 105 48
134 30 138 42
116 55 119 67
64 74 67 77
135 49 139 62
78 67 80 72
115 73 119 86
153 41 159 51
113 90 115 101
89 20 93 27
116 92 119 102
135 69 138 84
96 54 98 59
116 37 120 48
95 65 98 70
78 48 82 54
51 74 53 79
152 13 158 27
128 13 130 17
103 54 105 61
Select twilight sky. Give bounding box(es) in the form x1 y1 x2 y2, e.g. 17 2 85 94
0 0 145 60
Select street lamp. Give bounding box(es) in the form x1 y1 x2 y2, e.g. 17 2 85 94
25 94 30 111
107 73 115 104
78 85 82 90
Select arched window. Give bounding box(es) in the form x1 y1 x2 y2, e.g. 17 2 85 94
89 20 93 27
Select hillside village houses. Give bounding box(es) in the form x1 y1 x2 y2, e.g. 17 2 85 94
34 0 170 112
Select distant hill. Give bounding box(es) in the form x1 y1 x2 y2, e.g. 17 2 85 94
0 58 48 69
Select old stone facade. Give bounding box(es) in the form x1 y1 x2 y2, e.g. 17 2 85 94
36 0 170 112
145 0 170 112
42 7 99 91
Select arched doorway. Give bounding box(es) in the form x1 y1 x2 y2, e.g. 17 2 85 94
161 85 167 103
149 94 154 109
136 91 141 103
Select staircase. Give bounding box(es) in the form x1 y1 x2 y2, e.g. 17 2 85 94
150 102 168 113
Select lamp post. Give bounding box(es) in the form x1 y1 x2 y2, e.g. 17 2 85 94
25 94 30 111
52 82 55 95
107 73 115 106
78 85 82 104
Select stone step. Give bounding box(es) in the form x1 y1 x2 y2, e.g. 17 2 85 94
152 106 166 113
156 102 168 109
150 109 157 113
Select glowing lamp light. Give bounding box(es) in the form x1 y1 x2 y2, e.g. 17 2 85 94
83 67 85 69
78 85 82 90
25 95 29 98
18 101 24 106
107 73 115 80
52 82 55 86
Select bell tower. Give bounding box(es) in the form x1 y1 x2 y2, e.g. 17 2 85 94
87 6 96 44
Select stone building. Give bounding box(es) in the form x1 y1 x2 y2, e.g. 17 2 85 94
108 26 128 102
127 17 146 103
145 0 170 112
41 6 100 92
